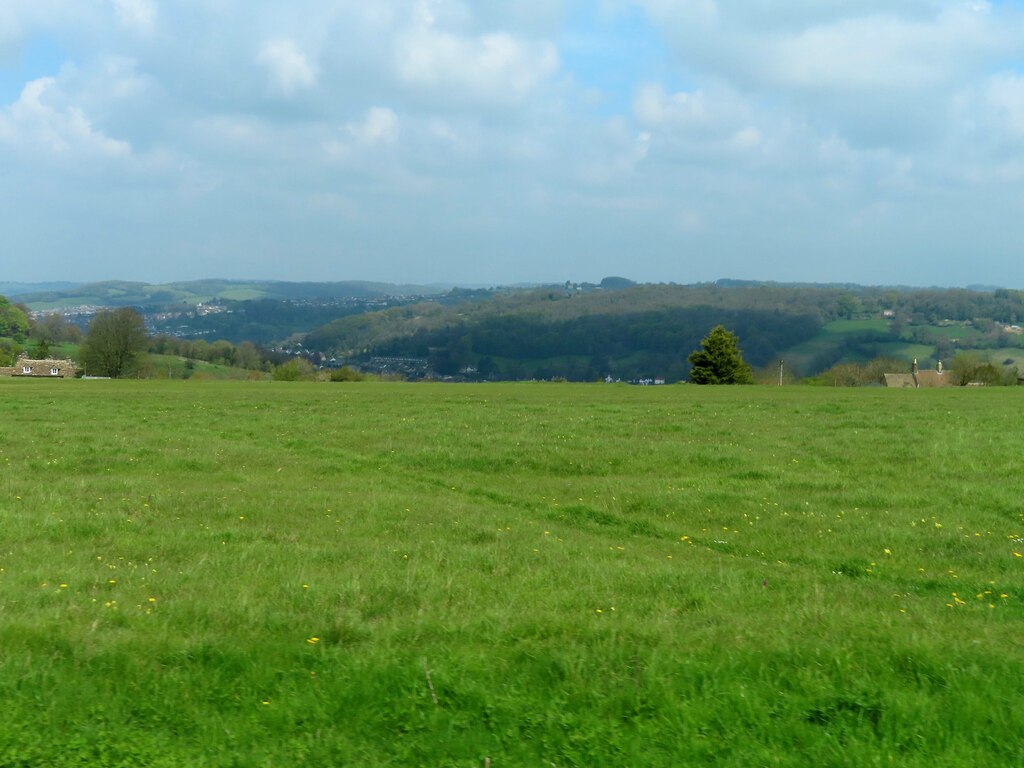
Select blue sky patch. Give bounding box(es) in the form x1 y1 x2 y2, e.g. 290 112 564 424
558 4 690 116
0 35 68 104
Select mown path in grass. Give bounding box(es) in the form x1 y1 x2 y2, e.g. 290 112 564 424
1 380 1022 766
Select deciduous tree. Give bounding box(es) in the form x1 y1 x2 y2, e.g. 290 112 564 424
0 296 29 342
81 308 148 378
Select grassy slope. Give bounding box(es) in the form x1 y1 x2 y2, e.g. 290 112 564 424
779 320 890 373
141 353 263 380
0 381 1022 766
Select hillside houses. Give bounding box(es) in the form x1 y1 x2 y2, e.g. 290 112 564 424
0 355 78 378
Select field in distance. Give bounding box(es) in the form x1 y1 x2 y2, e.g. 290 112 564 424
1 380 1021 766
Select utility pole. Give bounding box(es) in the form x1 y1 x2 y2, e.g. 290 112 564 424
778 359 784 386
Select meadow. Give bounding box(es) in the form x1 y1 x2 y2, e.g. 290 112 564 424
0 379 1021 766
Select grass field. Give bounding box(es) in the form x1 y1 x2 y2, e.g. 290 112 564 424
1 380 1022 766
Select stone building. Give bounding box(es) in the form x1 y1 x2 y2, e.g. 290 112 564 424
0 355 79 378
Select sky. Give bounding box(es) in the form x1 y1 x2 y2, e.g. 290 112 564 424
2 0 1024 288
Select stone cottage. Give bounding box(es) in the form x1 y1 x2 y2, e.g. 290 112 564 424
0 355 79 378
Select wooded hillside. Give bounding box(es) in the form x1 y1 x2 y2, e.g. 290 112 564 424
301 282 1024 381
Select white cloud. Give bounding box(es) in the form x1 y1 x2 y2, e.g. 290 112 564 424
988 73 1024 137
4 0 1024 288
0 77 130 159
349 106 400 144
324 106 401 161
112 0 158 34
633 84 707 127
257 39 317 95
641 1 1016 94
759 6 1001 93
395 12 559 105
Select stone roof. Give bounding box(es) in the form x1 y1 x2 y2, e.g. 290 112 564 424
0 355 79 378
883 370 950 388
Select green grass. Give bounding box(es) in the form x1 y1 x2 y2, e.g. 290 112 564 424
915 324 983 341
822 319 891 334
986 348 1024 367
1 380 1022 766
216 288 267 301
867 341 936 363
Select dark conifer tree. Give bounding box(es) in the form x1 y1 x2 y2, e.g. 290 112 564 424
687 325 754 384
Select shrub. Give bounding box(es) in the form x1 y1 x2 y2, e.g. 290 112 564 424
330 366 365 382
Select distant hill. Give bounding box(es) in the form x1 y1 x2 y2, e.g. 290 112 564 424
16 279 445 310
302 282 1024 381
303 283 833 380
0 282 81 297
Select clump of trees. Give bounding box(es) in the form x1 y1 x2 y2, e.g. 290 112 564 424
0 296 30 365
949 353 1019 386
149 335 266 371
687 326 754 384
30 312 83 345
805 354 1020 386
0 297 29 341
329 366 365 382
272 358 316 381
80 308 148 378
808 357 907 387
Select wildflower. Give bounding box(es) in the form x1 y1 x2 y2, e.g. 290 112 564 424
306 637 320 645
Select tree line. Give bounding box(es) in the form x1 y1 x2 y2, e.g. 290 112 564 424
356 307 818 381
